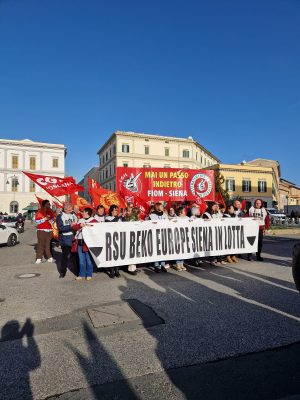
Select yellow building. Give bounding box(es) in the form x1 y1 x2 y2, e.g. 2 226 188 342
279 178 300 211
97 131 220 191
208 162 278 208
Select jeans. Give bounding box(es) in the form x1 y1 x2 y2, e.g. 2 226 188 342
154 261 165 269
176 260 183 265
78 245 93 277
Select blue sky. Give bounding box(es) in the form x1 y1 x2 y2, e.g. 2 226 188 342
0 0 299 184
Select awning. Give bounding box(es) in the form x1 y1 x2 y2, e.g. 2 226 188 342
22 205 38 211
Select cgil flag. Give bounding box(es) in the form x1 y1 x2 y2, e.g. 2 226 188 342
23 171 84 197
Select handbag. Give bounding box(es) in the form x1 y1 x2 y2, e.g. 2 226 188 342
71 239 78 253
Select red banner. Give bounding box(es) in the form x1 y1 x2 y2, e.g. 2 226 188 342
23 172 84 197
116 167 215 202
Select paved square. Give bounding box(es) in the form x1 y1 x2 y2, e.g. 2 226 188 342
87 302 140 328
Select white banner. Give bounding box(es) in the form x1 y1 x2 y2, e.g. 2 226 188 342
82 218 260 268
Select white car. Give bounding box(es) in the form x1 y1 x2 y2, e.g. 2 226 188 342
267 208 286 224
0 224 19 246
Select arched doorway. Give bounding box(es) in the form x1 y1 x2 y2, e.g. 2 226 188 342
10 201 19 214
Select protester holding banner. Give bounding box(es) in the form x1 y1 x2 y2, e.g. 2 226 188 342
223 204 238 264
74 207 98 281
105 205 123 278
95 205 106 222
149 202 169 273
34 200 55 264
233 200 245 218
56 203 78 278
168 207 177 220
248 199 270 262
172 206 188 271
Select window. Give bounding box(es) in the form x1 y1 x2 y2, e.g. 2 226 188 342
143 164 151 168
109 165 111 176
106 169 108 179
145 146 149 155
29 156 36 170
10 201 19 214
258 180 267 193
196 153 198 160
12 177 19 192
106 152 108 162
122 144 130 153
165 148 170 157
226 178 235 191
242 179 251 192
30 181 35 192
12 155 18 169
52 158 59 168
201 156 203 163
183 150 189 158
123 163 128 167
164 165 170 168
113 145 116 154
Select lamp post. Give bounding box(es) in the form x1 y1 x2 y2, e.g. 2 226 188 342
286 195 289 216
6 175 19 214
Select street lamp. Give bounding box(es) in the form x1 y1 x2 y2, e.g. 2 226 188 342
6 175 19 214
286 195 289 216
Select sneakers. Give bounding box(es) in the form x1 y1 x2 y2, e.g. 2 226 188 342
86 277 92 281
164 264 170 269
35 259 42 264
75 277 83 281
219 260 227 265
47 257 55 263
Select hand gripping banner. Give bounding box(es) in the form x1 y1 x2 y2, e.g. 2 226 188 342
82 218 260 268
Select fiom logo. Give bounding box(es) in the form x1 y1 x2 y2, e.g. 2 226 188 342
190 173 212 198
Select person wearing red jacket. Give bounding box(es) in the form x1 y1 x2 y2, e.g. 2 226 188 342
248 199 270 261
34 199 55 264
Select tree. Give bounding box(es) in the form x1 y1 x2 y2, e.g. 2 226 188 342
214 170 230 203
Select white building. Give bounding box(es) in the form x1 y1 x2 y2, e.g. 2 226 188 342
0 138 66 214
97 131 220 191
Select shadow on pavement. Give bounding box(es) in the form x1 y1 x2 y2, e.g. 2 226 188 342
68 321 138 399
0 318 41 400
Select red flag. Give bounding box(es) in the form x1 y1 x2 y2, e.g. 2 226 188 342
215 192 226 208
195 196 207 215
35 195 44 206
70 193 93 210
89 185 126 211
23 172 84 197
240 199 247 212
120 191 150 220
53 200 63 212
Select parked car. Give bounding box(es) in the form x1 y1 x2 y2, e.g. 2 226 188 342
0 216 18 228
0 224 19 246
266 208 286 224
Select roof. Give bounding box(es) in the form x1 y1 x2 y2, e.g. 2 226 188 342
97 130 221 162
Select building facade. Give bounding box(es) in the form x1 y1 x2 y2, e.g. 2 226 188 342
97 131 220 191
279 178 300 212
0 138 66 214
208 162 278 208
78 166 100 200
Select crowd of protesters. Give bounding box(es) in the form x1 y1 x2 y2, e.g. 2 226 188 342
33 197 270 281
